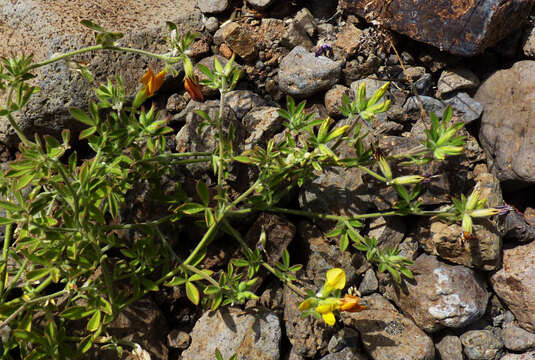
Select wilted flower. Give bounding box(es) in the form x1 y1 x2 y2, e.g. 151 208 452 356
140 68 166 97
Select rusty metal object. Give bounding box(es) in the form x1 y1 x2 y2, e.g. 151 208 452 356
340 0 534 56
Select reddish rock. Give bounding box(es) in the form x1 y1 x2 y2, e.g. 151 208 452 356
491 240 535 332
339 0 534 56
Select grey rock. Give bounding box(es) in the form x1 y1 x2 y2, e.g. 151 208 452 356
386 254 489 333
99 298 168 360
436 335 463 360
501 350 535 360
320 347 368 360
298 221 368 290
324 85 352 118
294 8 317 38
279 46 342 97
414 73 433 95
460 330 504 360
503 325 535 352
503 210 535 243
475 61 535 186
0 2 201 145
327 328 361 354
282 22 314 50
247 0 275 9
368 216 406 251
242 106 284 150
317 23 336 40
358 269 378 296
204 16 219 33
226 90 267 120
522 26 535 57
197 0 228 14
491 240 535 332
342 294 435 360
443 92 484 124
182 307 281 360
213 21 237 45
403 96 445 118
437 68 480 96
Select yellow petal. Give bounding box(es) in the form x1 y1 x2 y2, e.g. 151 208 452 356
298 299 313 311
322 312 336 326
140 69 154 86
325 268 346 292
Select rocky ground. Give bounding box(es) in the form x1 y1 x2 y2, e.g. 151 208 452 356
2 0 535 359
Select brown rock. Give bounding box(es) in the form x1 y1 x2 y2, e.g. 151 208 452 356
335 22 363 56
219 43 233 59
339 0 534 56
491 240 535 332
342 294 435 360
475 61 535 187
386 255 489 332
221 22 258 61
324 84 352 118
436 335 463 360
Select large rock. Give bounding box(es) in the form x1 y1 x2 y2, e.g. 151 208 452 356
491 240 535 332
460 330 504 360
182 307 281 360
342 294 435 360
386 254 489 333
279 46 342 97
475 61 535 187
0 1 200 145
339 0 534 56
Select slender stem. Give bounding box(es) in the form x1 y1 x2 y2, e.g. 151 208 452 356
29 45 180 70
267 207 398 221
261 262 307 297
181 264 220 288
183 222 219 266
226 179 261 211
103 215 173 230
0 289 69 329
138 157 212 166
217 88 226 203
3 259 29 301
6 113 29 145
357 165 387 182
0 223 12 299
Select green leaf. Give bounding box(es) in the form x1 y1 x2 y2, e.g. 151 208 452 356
178 203 205 215
340 233 349 252
189 269 214 282
196 180 210 206
26 268 51 282
79 335 94 353
62 306 93 320
186 281 200 305
141 278 159 292
87 310 101 332
70 108 94 126
231 259 249 267
166 276 187 286
16 173 35 190
0 216 18 225
80 20 107 32
79 126 97 140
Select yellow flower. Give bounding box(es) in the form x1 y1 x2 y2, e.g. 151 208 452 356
298 298 314 311
316 301 339 326
140 68 166 97
321 268 346 296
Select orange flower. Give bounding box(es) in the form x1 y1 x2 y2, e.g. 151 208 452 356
339 294 366 313
184 76 204 101
140 68 166 97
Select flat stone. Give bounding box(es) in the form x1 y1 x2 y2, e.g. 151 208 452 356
491 240 535 332
197 0 228 14
443 92 484 124
403 96 445 118
342 294 435 360
437 68 480 96
182 307 281 360
358 268 378 296
221 22 257 61
319 347 367 360
475 61 535 186
501 350 535 360
386 254 489 333
294 8 317 38
460 330 504 360
339 0 534 56
279 46 342 97
242 106 284 150
226 90 267 120
503 325 535 351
